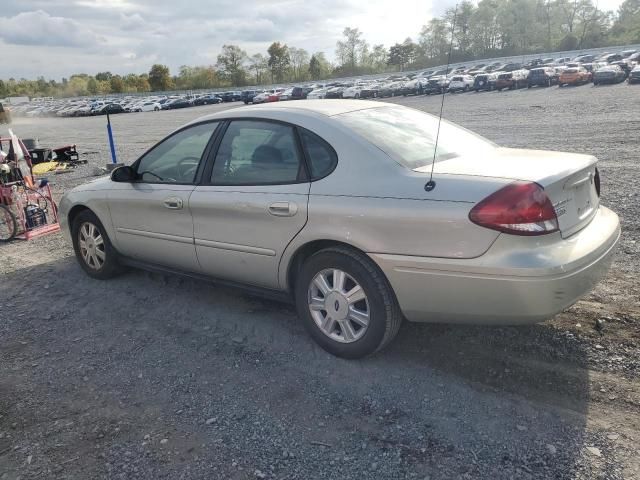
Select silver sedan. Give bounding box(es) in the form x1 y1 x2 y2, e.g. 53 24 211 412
59 101 620 358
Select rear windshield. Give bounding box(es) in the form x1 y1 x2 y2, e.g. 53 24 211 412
335 106 496 170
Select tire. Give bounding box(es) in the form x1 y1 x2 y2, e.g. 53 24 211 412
71 210 124 280
294 247 403 359
0 204 17 242
154 107 159 111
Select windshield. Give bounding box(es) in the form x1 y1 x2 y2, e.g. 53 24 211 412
336 106 496 170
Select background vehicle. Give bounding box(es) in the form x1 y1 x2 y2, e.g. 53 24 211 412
473 74 491 91
92 103 125 115
136 101 161 112
241 90 260 104
163 98 192 109
424 76 449 94
342 85 366 99
559 67 591 86
528 67 558 88
252 90 273 103
307 88 328 100
290 86 313 100
378 82 404 97
59 101 619 359
627 65 640 84
593 65 627 85
359 84 380 98
221 91 242 102
494 72 513 90
194 95 222 106
448 75 474 92
399 79 424 96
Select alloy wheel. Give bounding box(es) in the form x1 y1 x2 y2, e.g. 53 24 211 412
78 222 106 270
308 268 370 343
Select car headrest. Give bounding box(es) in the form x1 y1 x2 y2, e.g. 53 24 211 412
252 145 283 165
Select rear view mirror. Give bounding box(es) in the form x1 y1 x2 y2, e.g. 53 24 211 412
110 165 136 182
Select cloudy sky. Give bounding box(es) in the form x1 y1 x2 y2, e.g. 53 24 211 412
0 0 625 80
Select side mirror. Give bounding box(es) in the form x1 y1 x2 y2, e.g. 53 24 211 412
110 165 136 182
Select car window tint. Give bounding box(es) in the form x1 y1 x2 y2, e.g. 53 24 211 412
137 122 217 184
299 129 337 180
211 121 305 185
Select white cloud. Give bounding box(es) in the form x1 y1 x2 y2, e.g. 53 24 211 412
0 10 103 48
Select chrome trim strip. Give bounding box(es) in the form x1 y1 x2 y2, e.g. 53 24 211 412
195 238 276 256
116 227 193 245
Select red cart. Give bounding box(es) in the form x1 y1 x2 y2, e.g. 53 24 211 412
0 134 60 241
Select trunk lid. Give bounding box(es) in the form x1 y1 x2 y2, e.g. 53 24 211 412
428 147 600 237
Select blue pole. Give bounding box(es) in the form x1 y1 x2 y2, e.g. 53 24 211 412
106 111 117 164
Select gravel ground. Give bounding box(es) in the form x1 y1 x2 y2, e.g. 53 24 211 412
1 83 639 479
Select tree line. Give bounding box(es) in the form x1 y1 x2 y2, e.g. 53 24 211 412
1 0 637 98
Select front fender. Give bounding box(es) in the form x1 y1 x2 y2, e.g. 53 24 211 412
58 190 116 249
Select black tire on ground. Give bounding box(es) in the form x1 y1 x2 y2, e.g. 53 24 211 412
154 107 159 111
71 210 124 280
294 247 403 359
0 204 17 242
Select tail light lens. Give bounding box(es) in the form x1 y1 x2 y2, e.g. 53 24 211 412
469 181 559 236
594 167 601 197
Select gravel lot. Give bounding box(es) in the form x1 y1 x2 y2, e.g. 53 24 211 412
1 84 639 479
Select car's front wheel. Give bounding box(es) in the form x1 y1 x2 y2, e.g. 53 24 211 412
72 210 123 280
295 247 402 359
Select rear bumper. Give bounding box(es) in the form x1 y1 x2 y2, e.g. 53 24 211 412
370 206 620 324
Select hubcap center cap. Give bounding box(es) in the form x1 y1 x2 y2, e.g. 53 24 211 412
325 292 348 319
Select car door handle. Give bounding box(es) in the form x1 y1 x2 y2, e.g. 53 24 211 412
268 202 298 217
163 197 183 209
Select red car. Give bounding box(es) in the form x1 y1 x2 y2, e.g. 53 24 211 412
267 89 285 102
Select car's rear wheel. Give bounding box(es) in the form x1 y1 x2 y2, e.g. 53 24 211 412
72 210 123 280
295 247 402 359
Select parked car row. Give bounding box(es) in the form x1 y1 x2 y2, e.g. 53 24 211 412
10 92 226 118
9 49 639 119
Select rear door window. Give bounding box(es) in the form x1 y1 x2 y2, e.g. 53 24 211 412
210 120 307 185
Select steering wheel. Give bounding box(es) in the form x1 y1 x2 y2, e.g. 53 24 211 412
176 156 200 181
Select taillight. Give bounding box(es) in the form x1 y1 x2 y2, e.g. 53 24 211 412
469 181 559 236
594 167 600 197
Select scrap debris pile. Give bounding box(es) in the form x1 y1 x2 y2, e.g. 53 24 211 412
0 131 83 241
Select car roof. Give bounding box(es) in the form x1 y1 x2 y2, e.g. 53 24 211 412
192 100 386 123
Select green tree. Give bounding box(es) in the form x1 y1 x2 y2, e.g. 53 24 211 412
95 71 113 82
87 77 98 95
335 27 366 72
289 47 310 81
387 39 417 71
611 0 640 43
110 75 124 93
217 44 247 86
267 42 291 82
248 53 268 84
148 64 173 91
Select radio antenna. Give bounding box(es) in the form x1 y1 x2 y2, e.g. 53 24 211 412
425 3 458 192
